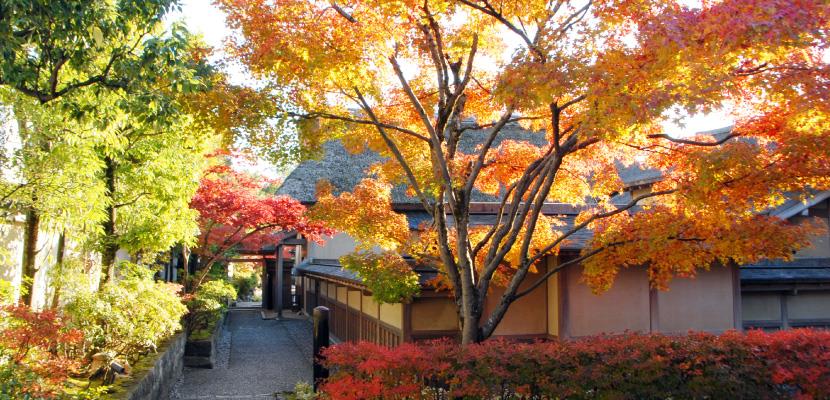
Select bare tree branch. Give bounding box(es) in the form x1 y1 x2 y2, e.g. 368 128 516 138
389 54 457 206
291 110 430 142
647 132 739 146
462 109 514 197
456 0 546 61
330 1 357 23
353 88 434 214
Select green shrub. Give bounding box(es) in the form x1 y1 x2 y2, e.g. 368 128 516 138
284 381 315 400
63 263 187 364
184 280 236 339
0 279 14 305
232 271 259 301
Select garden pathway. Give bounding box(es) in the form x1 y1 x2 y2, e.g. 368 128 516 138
170 309 313 399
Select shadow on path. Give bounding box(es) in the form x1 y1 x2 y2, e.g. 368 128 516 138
171 310 313 399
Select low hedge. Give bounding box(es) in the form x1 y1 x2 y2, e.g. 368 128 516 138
320 329 830 399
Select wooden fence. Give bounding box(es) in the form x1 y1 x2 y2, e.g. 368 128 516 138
314 289 402 347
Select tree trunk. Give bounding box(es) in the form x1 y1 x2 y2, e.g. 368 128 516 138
100 156 118 286
20 207 40 307
455 202 483 345
50 232 66 309
181 244 190 291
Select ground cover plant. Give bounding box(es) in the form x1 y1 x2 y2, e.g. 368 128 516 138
320 329 830 400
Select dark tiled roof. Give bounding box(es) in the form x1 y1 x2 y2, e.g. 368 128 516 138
293 259 360 281
740 258 830 283
293 258 440 287
402 210 592 250
765 190 830 219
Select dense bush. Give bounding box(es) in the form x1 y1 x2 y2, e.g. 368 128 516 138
320 329 830 400
184 279 236 340
231 268 259 301
0 304 84 398
63 264 187 364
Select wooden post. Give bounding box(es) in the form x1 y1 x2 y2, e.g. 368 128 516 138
313 306 330 391
276 244 284 319
293 242 304 311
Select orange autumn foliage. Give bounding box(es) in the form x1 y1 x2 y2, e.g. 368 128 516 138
220 0 830 342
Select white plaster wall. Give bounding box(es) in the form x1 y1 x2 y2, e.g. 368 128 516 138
0 220 25 300
30 229 61 309
0 220 62 308
564 267 651 337
307 233 359 259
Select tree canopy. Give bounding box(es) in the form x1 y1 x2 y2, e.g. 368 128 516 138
0 0 279 303
189 163 332 289
221 0 830 343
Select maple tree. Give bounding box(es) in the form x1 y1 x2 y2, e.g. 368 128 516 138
189 164 332 290
225 0 828 343
0 304 84 397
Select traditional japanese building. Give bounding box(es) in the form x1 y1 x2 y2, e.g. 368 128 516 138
275 126 830 345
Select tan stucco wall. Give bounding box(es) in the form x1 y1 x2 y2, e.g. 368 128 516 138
792 214 830 258
347 289 362 310
411 297 458 331
485 270 548 336
742 292 781 321
787 292 830 319
362 294 379 318
564 266 651 337
656 267 736 333
379 302 403 329
336 285 348 303
546 257 560 337
308 233 359 260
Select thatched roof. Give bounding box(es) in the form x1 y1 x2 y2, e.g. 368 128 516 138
276 125 548 204
275 124 670 203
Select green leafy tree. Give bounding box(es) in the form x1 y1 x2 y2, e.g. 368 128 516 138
0 0 183 103
0 92 107 306
0 0 210 305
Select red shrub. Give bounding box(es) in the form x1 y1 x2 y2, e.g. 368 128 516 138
319 329 830 400
0 304 84 398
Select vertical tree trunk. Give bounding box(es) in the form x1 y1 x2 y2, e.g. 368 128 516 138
50 232 66 309
455 204 482 345
181 244 190 291
100 156 118 286
20 207 40 307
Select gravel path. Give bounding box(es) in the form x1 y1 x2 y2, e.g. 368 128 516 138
170 310 313 399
